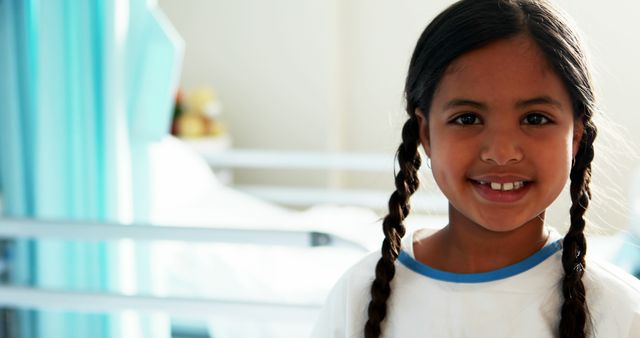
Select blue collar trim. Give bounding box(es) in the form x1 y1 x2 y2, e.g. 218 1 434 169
398 239 562 284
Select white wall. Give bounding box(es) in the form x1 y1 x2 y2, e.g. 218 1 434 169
158 0 640 230
158 0 343 187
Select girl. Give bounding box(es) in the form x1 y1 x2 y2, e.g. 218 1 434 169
311 0 640 337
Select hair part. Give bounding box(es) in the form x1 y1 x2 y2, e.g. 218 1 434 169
365 1 597 337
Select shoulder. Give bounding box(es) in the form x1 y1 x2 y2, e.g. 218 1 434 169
585 256 640 300
310 250 380 338
584 257 640 337
324 249 381 302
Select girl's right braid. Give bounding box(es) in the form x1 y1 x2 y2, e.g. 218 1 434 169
364 116 421 338
559 122 596 338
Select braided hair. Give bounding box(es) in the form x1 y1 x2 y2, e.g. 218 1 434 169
364 1 598 337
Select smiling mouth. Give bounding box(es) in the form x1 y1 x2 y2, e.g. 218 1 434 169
470 180 532 191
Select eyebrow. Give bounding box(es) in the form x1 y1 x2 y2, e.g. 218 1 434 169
443 96 564 111
443 99 487 111
515 96 564 109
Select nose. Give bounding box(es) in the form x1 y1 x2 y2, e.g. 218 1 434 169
479 127 524 166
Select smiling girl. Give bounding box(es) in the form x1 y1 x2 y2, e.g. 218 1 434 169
311 0 640 337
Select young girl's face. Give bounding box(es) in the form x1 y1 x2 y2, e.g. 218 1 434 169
417 34 583 232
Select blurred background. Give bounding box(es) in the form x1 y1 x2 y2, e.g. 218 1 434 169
0 0 639 337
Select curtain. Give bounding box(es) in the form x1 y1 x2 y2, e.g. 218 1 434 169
0 0 184 337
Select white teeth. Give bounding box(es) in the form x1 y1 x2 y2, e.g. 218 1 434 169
486 181 525 191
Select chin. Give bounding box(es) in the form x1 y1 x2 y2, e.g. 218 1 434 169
473 212 543 234
477 222 525 233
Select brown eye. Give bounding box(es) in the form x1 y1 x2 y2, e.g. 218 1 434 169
453 113 481 125
523 113 550 125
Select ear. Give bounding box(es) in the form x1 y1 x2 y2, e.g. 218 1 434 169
572 119 584 158
415 108 431 157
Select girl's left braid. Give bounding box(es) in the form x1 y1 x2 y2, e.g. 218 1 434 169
559 121 596 338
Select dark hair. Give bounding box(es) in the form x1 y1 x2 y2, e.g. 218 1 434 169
364 0 597 337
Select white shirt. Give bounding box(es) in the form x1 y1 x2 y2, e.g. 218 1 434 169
311 228 640 337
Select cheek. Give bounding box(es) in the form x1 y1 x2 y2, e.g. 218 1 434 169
535 134 574 194
538 143 572 163
429 142 471 188
542 133 574 167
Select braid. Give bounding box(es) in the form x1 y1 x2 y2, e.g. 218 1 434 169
559 122 596 338
364 116 421 338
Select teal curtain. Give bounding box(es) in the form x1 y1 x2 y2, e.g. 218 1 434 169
0 0 184 337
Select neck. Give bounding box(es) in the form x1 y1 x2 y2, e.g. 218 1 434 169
416 205 548 274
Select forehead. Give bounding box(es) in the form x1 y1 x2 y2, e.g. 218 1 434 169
432 35 571 109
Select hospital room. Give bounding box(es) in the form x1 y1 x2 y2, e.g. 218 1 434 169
0 0 639 337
